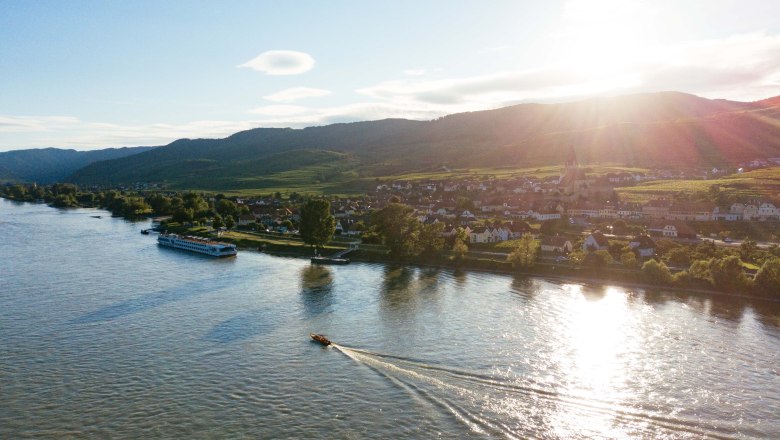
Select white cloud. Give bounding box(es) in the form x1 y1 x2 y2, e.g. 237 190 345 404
263 87 332 102
357 68 636 107
0 115 80 133
237 50 315 75
248 101 448 127
0 116 262 150
633 32 780 101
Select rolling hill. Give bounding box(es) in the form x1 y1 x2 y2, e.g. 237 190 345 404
59 91 780 191
0 146 155 183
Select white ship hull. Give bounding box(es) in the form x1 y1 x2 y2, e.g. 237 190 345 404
157 234 237 257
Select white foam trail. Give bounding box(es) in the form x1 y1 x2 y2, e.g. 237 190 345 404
333 344 737 440
334 344 522 439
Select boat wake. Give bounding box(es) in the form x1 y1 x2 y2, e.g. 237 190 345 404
332 344 740 439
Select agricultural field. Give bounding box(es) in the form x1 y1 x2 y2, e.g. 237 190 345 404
376 164 649 183
616 167 780 203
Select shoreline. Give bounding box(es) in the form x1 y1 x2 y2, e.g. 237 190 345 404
239 242 779 304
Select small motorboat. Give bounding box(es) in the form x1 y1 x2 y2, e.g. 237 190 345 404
91 215 102 219
310 333 332 346
140 229 150 235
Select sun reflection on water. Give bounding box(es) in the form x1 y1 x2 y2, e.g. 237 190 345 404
551 285 640 439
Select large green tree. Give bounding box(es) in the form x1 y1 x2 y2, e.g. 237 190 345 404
182 192 209 217
507 234 539 270
299 199 336 254
452 227 469 262
641 259 673 285
709 256 749 293
371 203 421 257
215 199 239 219
753 257 780 298
418 222 445 258
145 193 172 215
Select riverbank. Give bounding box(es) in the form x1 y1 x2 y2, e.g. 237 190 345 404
216 229 778 303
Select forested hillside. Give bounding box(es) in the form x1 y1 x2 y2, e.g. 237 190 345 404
0 146 154 183
56 91 780 190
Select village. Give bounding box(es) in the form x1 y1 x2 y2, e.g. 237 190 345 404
229 147 780 266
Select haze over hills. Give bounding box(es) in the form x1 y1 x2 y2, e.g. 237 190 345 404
0 146 156 184
6 91 780 190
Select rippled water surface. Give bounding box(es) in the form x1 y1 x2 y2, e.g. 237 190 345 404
2 199 779 439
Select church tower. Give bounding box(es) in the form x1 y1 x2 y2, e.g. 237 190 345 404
564 144 578 169
558 145 588 201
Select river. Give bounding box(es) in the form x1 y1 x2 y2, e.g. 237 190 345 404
1 198 779 439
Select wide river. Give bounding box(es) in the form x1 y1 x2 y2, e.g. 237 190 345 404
1 198 779 439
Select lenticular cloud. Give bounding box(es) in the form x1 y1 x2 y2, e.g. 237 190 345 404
238 50 315 75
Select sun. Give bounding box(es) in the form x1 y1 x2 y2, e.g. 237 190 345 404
545 0 660 90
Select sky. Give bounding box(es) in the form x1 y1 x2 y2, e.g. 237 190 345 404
1 0 780 151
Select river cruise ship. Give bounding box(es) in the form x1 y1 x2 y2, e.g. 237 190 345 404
157 233 237 257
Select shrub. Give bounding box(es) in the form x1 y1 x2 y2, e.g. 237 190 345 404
709 256 750 293
641 259 673 285
620 251 638 269
753 257 780 298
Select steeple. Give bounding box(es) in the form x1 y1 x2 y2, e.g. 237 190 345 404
565 145 578 168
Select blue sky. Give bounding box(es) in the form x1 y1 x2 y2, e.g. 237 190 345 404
2 0 780 151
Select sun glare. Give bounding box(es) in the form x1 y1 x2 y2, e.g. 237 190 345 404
550 285 639 438
546 0 659 90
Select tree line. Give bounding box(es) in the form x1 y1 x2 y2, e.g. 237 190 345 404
0 183 248 227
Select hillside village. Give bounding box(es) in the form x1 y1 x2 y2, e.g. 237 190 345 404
230 147 780 261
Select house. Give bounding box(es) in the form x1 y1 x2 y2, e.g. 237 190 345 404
616 204 643 219
598 205 619 219
469 227 491 244
628 235 656 258
442 225 471 238
712 206 742 221
730 202 760 220
758 202 780 220
567 202 600 218
541 236 573 254
666 202 714 221
488 227 508 243
532 211 561 221
237 214 256 226
257 214 275 228
507 221 532 238
642 199 671 219
431 205 454 217
647 221 697 240
583 230 610 252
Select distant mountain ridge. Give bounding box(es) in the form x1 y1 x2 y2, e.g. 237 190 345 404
9 91 780 190
0 146 156 183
